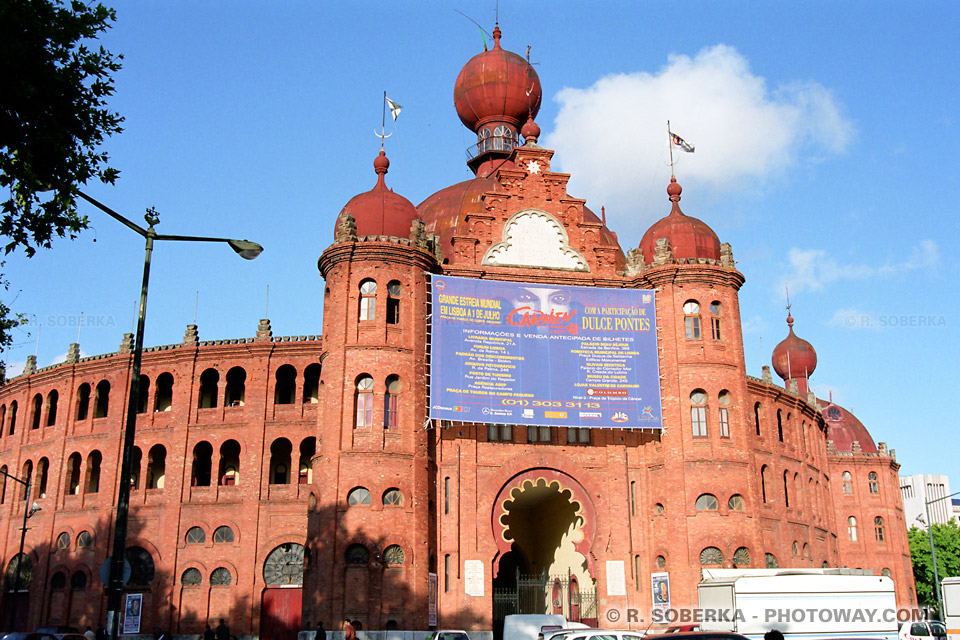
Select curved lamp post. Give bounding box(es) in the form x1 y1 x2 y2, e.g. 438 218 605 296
75 191 262 640
0 468 41 630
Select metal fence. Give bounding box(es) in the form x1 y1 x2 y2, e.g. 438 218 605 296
493 570 597 627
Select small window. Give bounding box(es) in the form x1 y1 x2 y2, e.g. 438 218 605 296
383 488 403 506
566 427 591 444
185 527 206 544
710 301 722 340
359 279 377 321
683 300 701 340
848 516 858 541
383 545 405 566
355 375 374 428
76 530 93 549
348 487 371 505
728 494 745 511
733 547 750 566
51 571 67 589
71 571 88 589
718 391 731 438
527 425 551 442
656 555 666 569
874 516 885 542
384 375 400 429
690 390 708 437
654 502 665 514
56 532 71 550
210 567 232 586
826 406 842 421
765 553 779 568
881 568 891 578
345 543 370 564
842 471 853 494
213 526 235 544
386 280 401 325
754 402 761 436
700 547 723 566
868 472 879 494
792 541 800 556
695 494 719 511
182 568 202 586
487 424 513 441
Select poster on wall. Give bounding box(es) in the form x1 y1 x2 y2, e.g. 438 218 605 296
429 275 662 429
651 572 671 615
428 572 438 626
122 593 142 634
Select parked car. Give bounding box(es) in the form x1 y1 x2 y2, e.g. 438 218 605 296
35 629 79 636
545 630 648 640
899 621 947 640
645 632 750 640
427 632 471 640
664 627 700 634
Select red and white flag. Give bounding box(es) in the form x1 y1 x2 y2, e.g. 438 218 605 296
671 132 695 153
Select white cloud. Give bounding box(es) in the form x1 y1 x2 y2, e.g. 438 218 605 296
543 45 853 232
828 308 879 331
779 240 940 295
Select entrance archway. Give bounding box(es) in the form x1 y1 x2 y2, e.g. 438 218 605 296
491 470 597 629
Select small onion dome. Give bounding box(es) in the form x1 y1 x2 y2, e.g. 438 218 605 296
638 177 721 265
521 114 540 144
771 312 818 386
819 401 878 454
454 26 542 132
334 150 419 238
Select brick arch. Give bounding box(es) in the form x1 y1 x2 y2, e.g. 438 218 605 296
491 467 596 575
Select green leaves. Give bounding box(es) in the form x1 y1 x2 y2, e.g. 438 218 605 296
909 520 960 610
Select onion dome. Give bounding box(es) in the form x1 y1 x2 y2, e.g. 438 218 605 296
771 311 818 394
820 401 878 454
334 150 419 238
638 177 721 265
453 26 542 173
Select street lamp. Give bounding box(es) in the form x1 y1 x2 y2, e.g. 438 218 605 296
921 489 960 620
0 468 42 630
75 191 262 640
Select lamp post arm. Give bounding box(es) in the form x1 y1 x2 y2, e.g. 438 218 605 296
0 468 28 486
923 489 960 620
8 478 31 630
76 191 149 238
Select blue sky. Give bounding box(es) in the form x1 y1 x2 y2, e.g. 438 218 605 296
5 1 958 491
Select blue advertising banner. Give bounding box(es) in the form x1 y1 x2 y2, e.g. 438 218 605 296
429 275 662 429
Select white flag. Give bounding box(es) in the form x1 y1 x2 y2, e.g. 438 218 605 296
386 97 402 121
671 131 695 153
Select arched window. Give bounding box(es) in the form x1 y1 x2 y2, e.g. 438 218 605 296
76 385 90 421
754 402 761 436
868 472 879 494
355 375 374 427
70 571 87 590
0 405 5 437
125 546 156 587
147 444 166 489
359 279 377 321
384 375 400 429
654 503 664 514
345 543 369 564
656 555 666 569
383 488 403 506
765 553 779 569
198 369 219 408
66 452 82 495
792 541 799 556
85 450 102 493
185 527 206 544
225 367 246 407
874 516 885 542
348 487 371 505
46 390 58 426
695 494 719 511
777 409 784 442
210 567 232 586
182 568 202 586
690 389 708 437
710 301 722 340
20 460 32 500
683 300 701 340
7 400 16 435
154 372 174 411
299 437 316 485
848 516 858 541
137 376 150 414
760 465 769 503
218 440 241 486
733 547 751 567
783 470 790 508
31 394 42 429
303 364 321 404
4 552 32 591
270 438 292 485
275 365 297 405
191 441 213 487
51 571 67 589
76 530 93 549
383 545 404 566
130 446 142 491
263 543 304 585
386 280 402 325
56 532 70 550
213 526 235 544
718 390 731 438
842 471 853 494
0 465 6 504
699 547 723 566
94 380 110 418
728 494 745 511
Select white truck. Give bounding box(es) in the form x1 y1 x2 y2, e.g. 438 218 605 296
944 577 960 640
696 568 898 640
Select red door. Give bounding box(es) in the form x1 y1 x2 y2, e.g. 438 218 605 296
260 588 302 640
552 579 563 615
569 577 580 622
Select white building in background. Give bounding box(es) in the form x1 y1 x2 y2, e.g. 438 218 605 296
900 474 954 527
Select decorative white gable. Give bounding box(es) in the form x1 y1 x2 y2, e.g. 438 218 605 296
482 209 589 271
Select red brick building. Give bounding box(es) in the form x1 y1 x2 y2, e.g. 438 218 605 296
0 25 912 639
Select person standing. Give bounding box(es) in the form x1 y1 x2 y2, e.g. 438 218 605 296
316 621 326 640
84 626 96 640
342 619 355 640
204 624 216 640
215 618 231 640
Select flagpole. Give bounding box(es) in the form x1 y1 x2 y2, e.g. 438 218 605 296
381 91 387 151
667 120 675 179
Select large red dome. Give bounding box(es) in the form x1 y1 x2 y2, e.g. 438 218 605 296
453 26 541 132
638 177 721 265
335 151 419 239
820 401 878 454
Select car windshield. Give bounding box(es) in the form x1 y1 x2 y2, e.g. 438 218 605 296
437 634 468 640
